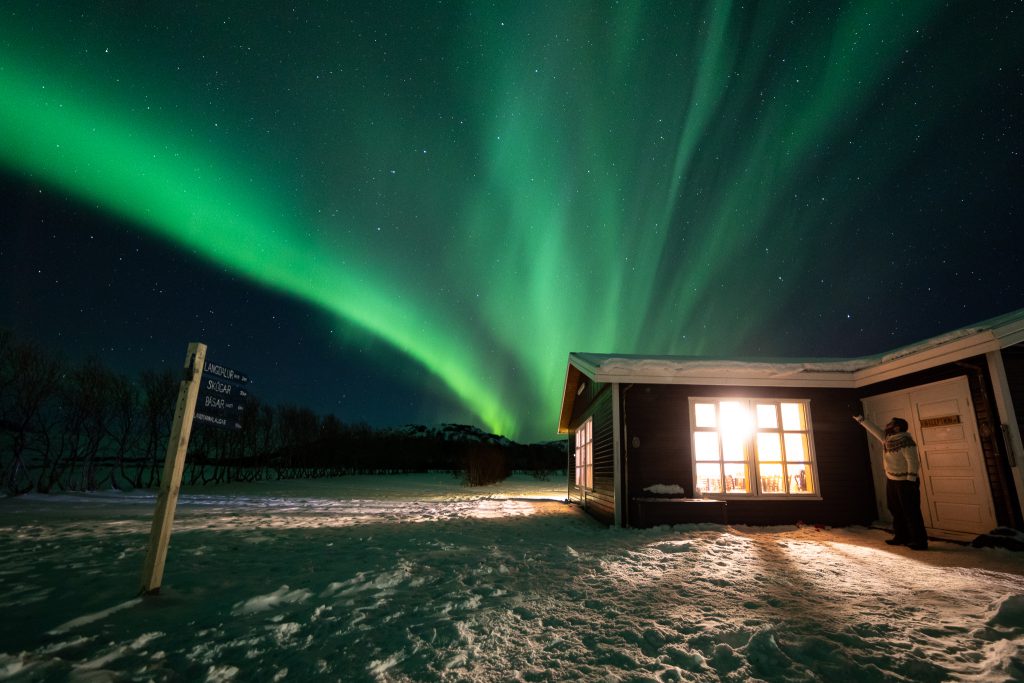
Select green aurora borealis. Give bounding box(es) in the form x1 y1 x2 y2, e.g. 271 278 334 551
1 2 1021 441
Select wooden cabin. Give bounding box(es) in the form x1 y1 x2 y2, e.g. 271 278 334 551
558 309 1024 540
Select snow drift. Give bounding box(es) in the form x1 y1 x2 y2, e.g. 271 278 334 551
2 474 1023 681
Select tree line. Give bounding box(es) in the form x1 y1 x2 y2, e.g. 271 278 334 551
0 330 566 495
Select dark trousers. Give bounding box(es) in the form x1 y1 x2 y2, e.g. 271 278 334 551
886 478 928 545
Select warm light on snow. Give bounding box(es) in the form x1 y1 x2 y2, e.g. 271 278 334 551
2 474 1024 680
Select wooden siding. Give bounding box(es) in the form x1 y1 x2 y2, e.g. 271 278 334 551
1003 344 1024 443
999 344 1024 526
621 384 876 528
570 376 606 426
566 374 605 506
568 385 616 525
966 361 1023 528
859 354 1023 528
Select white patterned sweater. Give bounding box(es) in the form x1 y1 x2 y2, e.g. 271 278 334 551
855 418 921 482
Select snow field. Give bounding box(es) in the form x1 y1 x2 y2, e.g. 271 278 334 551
1 473 1023 681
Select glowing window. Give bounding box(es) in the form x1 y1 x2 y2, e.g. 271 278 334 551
690 399 817 497
575 418 593 490
694 403 717 428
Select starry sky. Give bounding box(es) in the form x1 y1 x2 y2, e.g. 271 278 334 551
1 2 1022 443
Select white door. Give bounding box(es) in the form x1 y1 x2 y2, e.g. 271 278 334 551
863 376 997 537
911 378 997 534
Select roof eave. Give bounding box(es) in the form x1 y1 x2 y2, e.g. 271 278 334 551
557 357 596 434
852 329 1002 386
590 370 858 388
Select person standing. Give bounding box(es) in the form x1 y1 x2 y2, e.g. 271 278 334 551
853 415 928 550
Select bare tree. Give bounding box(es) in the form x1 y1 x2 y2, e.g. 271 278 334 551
0 337 63 495
48 359 115 491
275 406 319 478
246 401 276 481
139 370 177 488
107 373 140 490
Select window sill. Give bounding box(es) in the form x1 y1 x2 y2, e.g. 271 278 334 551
705 494 823 501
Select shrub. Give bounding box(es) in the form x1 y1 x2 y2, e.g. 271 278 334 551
463 446 510 486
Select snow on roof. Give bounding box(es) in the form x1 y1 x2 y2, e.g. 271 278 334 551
559 307 1024 432
569 307 1024 384
572 353 875 380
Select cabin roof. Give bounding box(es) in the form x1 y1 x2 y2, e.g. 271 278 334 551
558 307 1024 433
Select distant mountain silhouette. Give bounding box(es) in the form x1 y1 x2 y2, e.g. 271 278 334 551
395 423 515 448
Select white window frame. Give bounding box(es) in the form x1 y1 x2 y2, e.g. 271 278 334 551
688 397 821 500
575 418 593 490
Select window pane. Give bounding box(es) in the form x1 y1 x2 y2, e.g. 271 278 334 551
723 463 749 493
586 420 592 441
756 404 778 429
694 432 720 460
784 433 809 462
756 433 782 462
586 445 593 488
759 463 786 494
694 403 717 428
696 463 723 494
721 431 746 461
720 401 752 436
781 403 806 431
788 464 813 494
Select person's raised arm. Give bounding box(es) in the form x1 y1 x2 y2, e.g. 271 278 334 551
852 415 885 444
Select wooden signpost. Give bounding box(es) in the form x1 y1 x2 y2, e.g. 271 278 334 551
140 342 206 595
139 344 252 595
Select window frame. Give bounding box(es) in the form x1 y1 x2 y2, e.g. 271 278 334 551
688 397 821 500
574 417 593 490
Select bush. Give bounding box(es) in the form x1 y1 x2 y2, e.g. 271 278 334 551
462 446 510 486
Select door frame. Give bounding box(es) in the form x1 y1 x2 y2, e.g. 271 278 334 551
862 376 996 539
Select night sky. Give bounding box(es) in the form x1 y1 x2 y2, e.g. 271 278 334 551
1 2 1021 443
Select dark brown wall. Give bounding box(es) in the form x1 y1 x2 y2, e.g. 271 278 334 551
996 344 1024 527
570 375 605 426
568 384 615 525
566 373 601 504
1002 344 1024 442
999 348 1024 448
620 384 876 527
999 344 1024 409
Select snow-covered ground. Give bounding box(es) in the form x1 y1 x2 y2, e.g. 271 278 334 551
2 473 1024 682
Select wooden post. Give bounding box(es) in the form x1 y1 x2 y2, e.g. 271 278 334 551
987 351 1024 521
140 342 206 595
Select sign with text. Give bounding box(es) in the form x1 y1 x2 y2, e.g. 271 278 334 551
199 376 249 400
193 411 242 431
203 361 249 384
920 415 961 429
193 360 249 431
197 392 246 414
